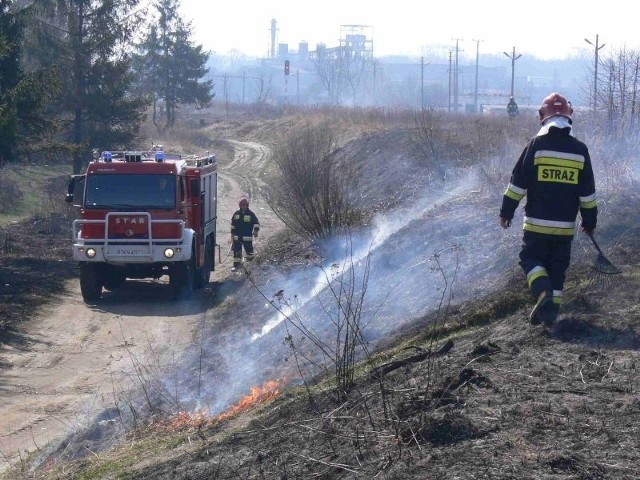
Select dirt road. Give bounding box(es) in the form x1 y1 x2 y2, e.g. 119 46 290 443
0 139 282 473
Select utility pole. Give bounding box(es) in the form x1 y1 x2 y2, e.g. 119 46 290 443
448 51 452 113
453 38 463 112
421 56 424 110
242 71 246 105
503 46 522 98
284 59 290 105
585 34 605 113
473 39 483 113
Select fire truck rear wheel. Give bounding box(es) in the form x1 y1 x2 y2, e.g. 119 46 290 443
80 263 103 302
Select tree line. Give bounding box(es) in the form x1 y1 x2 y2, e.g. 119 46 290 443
0 0 212 173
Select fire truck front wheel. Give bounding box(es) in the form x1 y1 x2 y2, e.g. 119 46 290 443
170 256 195 299
103 268 126 291
196 237 214 289
80 263 103 302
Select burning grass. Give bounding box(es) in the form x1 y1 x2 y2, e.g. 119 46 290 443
153 380 282 432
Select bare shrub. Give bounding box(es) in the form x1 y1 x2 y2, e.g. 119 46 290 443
0 168 24 212
411 108 445 175
268 122 363 240
245 236 375 402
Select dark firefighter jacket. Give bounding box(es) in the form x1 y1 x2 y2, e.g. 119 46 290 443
231 208 260 241
500 125 597 237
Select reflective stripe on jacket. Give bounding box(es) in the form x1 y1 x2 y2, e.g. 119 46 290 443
231 208 260 239
500 126 597 237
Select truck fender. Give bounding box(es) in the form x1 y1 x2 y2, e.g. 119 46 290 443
182 229 195 259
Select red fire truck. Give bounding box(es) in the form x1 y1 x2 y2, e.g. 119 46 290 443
66 146 217 302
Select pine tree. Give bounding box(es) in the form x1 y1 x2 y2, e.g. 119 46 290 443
0 1 20 165
29 0 149 173
131 24 162 128
133 0 212 130
0 1 57 165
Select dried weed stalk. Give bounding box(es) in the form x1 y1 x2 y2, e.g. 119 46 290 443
247 235 376 402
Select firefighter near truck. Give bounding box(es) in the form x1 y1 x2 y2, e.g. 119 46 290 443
66 147 217 302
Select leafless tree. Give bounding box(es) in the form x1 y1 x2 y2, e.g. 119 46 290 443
253 75 275 105
340 46 371 106
597 47 640 137
222 73 231 118
311 47 343 104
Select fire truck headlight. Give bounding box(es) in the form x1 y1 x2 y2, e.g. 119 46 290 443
86 248 97 258
164 248 175 259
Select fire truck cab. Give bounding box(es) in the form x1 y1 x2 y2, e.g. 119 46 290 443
66 147 217 302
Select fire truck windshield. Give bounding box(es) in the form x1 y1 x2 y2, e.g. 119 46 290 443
84 174 176 210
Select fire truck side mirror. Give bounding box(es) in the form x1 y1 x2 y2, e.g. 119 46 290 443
66 174 85 207
66 176 74 202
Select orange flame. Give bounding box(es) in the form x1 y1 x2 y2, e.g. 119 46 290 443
215 379 281 422
156 379 282 432
163 410 211 430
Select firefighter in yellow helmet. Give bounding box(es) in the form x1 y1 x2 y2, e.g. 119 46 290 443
500 92 598 328
231 197 260 271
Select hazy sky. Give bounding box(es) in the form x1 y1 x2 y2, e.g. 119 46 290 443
179 0 635 62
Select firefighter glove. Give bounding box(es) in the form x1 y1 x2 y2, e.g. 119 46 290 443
500 217 512 229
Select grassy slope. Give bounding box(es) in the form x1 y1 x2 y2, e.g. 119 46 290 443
6 111 640 479
0 164 71 226
0 165 76 332
32 252 640 480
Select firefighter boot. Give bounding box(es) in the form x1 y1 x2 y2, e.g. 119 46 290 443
529 291 553 326
543 303 560 329
232 250 242 272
